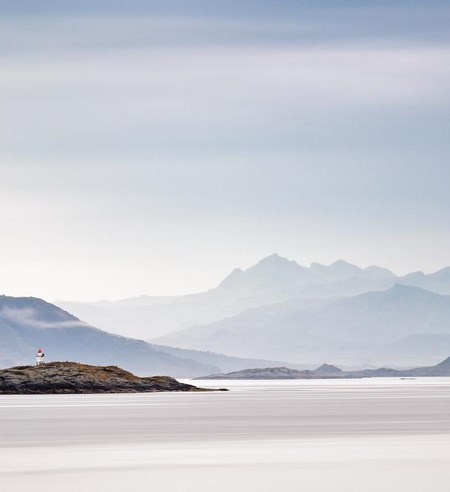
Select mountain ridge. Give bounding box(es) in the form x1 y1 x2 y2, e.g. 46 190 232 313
0 295 295 376
55 254 450 342
198 356 450 380
157 284 450 366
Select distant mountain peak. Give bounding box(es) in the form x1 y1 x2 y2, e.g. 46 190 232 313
248 254 306 275
256 254 298 267
264 253 283 260
314 363 342 374
328 260 362 273
217 254 313 293
403 271 426 279
310 259 363 282
363 265 396 279
330 259 357 268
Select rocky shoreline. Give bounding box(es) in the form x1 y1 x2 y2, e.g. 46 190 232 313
0 362 225 394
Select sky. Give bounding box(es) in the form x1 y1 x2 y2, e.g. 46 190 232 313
1 0 450 301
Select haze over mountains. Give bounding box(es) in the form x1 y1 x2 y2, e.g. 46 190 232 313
158 284 450 366
3 254 450 371
57 255 399 339
0 296 210 376
0 295 287 377
56 255 450 368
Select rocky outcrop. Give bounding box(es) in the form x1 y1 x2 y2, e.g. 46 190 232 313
0 362 223 394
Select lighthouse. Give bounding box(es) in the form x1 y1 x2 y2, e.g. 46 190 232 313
36 348 45 366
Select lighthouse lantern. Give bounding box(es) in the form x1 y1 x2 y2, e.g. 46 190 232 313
36 348 45 366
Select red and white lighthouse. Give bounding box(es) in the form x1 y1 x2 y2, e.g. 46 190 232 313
36 348 45 366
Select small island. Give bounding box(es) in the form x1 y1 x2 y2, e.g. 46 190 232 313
0 362 225 394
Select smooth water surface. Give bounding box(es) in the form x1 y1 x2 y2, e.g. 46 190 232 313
1 378 450 491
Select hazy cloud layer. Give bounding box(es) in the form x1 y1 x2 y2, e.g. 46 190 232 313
0 307 86 329
0 1 449 300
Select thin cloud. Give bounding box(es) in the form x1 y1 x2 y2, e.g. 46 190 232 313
0 307 87 329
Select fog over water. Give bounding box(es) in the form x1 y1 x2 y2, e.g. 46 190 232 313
1 378 450 491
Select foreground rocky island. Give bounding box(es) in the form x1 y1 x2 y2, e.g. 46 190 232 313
198 357 450 380
0 362 222 394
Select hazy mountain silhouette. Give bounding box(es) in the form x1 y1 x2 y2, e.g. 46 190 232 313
0 295 292 376
56 255 399 339
400 267 450 295
54 255 450 367
0 295 214 376
156 285 450 366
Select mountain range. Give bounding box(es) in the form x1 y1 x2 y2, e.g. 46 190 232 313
0 295 291 376
56 255 450 341
157 284 450 366
6 254 450 369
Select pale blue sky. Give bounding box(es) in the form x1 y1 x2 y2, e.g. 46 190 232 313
1 1 449 300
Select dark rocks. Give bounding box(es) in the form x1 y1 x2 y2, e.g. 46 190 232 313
0 362 221 394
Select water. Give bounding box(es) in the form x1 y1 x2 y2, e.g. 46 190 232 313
1 378 450 491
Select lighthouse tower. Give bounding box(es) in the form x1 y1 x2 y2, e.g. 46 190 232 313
36 348 45 366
